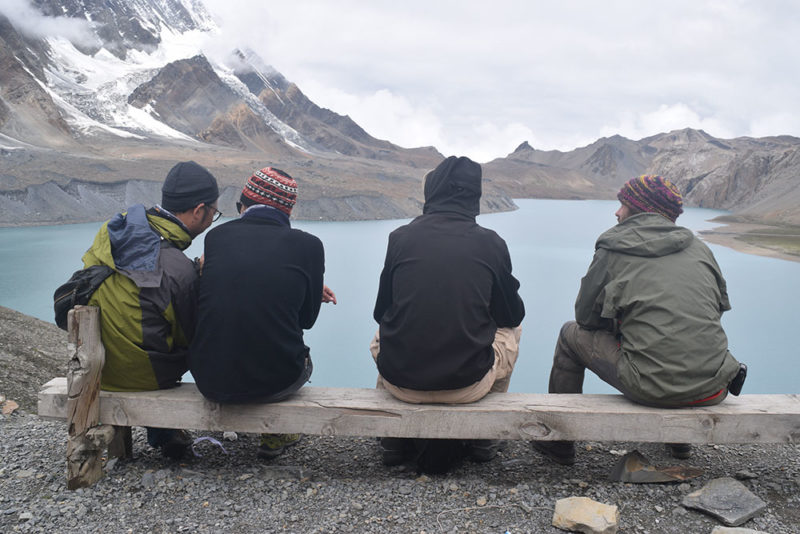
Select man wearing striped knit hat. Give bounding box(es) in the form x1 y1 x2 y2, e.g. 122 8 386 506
190 167 336 459
533 175 746 465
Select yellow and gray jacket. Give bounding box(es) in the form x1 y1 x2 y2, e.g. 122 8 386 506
83 204 197 391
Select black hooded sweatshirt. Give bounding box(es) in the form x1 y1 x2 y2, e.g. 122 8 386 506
373 156 526 390
189 208 324 402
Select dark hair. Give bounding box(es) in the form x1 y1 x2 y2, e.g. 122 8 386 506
239 193 256 209
270 167 292 179
624 202 643 214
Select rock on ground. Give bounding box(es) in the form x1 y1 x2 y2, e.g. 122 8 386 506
552 496 618 533
683 477 768 527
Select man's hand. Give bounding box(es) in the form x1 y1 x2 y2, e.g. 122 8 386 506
194 254 205 275
322 284 337 304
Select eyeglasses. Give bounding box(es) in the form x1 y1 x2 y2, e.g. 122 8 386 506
236 201 243 213
205 205 223 222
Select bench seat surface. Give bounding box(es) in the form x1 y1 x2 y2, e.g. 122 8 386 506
38 378 800 444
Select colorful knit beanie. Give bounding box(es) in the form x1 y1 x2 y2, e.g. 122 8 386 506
617 175 683 222
241 167 298 215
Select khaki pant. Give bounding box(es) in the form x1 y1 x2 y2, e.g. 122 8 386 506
370 326 522 404
549 321 727 408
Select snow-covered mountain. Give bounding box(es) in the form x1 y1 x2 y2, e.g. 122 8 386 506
3 0 214 141
0 0 453 224
2 0 438 157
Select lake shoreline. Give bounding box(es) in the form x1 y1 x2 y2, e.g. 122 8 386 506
699 221 800 264
5 200 800 265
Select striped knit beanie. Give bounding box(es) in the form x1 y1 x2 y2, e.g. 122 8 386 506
242 167 297 215
617 175 683 222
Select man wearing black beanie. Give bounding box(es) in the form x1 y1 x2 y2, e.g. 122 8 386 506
80 161 220 460
160 160 221 238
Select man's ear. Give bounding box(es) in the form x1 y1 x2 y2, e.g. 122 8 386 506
191 203 207 221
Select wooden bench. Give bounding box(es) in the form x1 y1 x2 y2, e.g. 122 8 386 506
37 306 800 489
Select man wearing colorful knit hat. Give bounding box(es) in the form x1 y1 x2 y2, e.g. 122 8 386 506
533 174 745 466
190 166 336 459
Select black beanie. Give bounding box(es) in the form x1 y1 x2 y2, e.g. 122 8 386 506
161 161 219 213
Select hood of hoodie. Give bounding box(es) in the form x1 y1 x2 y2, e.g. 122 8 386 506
82 204 192 287
596 212 694 257
422 156 482 217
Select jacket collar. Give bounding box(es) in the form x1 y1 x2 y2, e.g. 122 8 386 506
241 204 291 227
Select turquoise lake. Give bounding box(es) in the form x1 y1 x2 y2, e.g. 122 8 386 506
0 199 797 394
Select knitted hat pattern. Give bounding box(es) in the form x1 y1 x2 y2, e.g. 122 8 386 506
242 167 298 215
617 174 683 222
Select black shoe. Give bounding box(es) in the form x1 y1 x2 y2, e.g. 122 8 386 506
160 429 192 460
667 443 692 459
413 439 467 475
466 439 503 462
531 440 576 465
380 437 413 466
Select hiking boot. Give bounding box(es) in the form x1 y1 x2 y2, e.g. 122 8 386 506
466 439 503 462
380 437 413 466
146 428 192 460
160 429 192 460
531 440 576 466
412 439 466 474
667 443 692 459
258 433 302 459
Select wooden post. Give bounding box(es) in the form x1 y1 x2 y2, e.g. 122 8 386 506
66 305 114 489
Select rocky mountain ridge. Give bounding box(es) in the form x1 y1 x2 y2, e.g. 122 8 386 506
1 1 799 226
486 129 800 225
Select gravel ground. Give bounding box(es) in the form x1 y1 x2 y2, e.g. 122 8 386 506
1 305 799 533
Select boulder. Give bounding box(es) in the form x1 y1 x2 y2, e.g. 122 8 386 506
682 477 767 527
552 496 619 534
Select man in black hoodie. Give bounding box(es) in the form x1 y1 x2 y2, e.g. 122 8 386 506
372 156 525 466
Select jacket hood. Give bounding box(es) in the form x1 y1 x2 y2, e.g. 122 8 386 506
596 212 694 257
423 156 482 217
82 204 192 287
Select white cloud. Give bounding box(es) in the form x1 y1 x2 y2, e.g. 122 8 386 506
438 122 543 163
298 85 445 149
199 0 800 157
750 114 800 140
295 84 556 162
600 104 735 142
0 0 97 47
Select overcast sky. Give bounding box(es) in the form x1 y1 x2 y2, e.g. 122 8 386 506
3 0 796 162
199 0 799 162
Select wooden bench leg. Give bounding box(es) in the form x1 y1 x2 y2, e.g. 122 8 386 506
67 425 114 490
108 426 133 459
65 306 107 490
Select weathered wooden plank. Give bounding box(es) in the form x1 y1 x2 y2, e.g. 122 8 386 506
38 378 800 444
65 306 114 490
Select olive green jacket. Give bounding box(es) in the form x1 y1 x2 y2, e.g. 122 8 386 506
83 205 197 391
576 212 740 404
